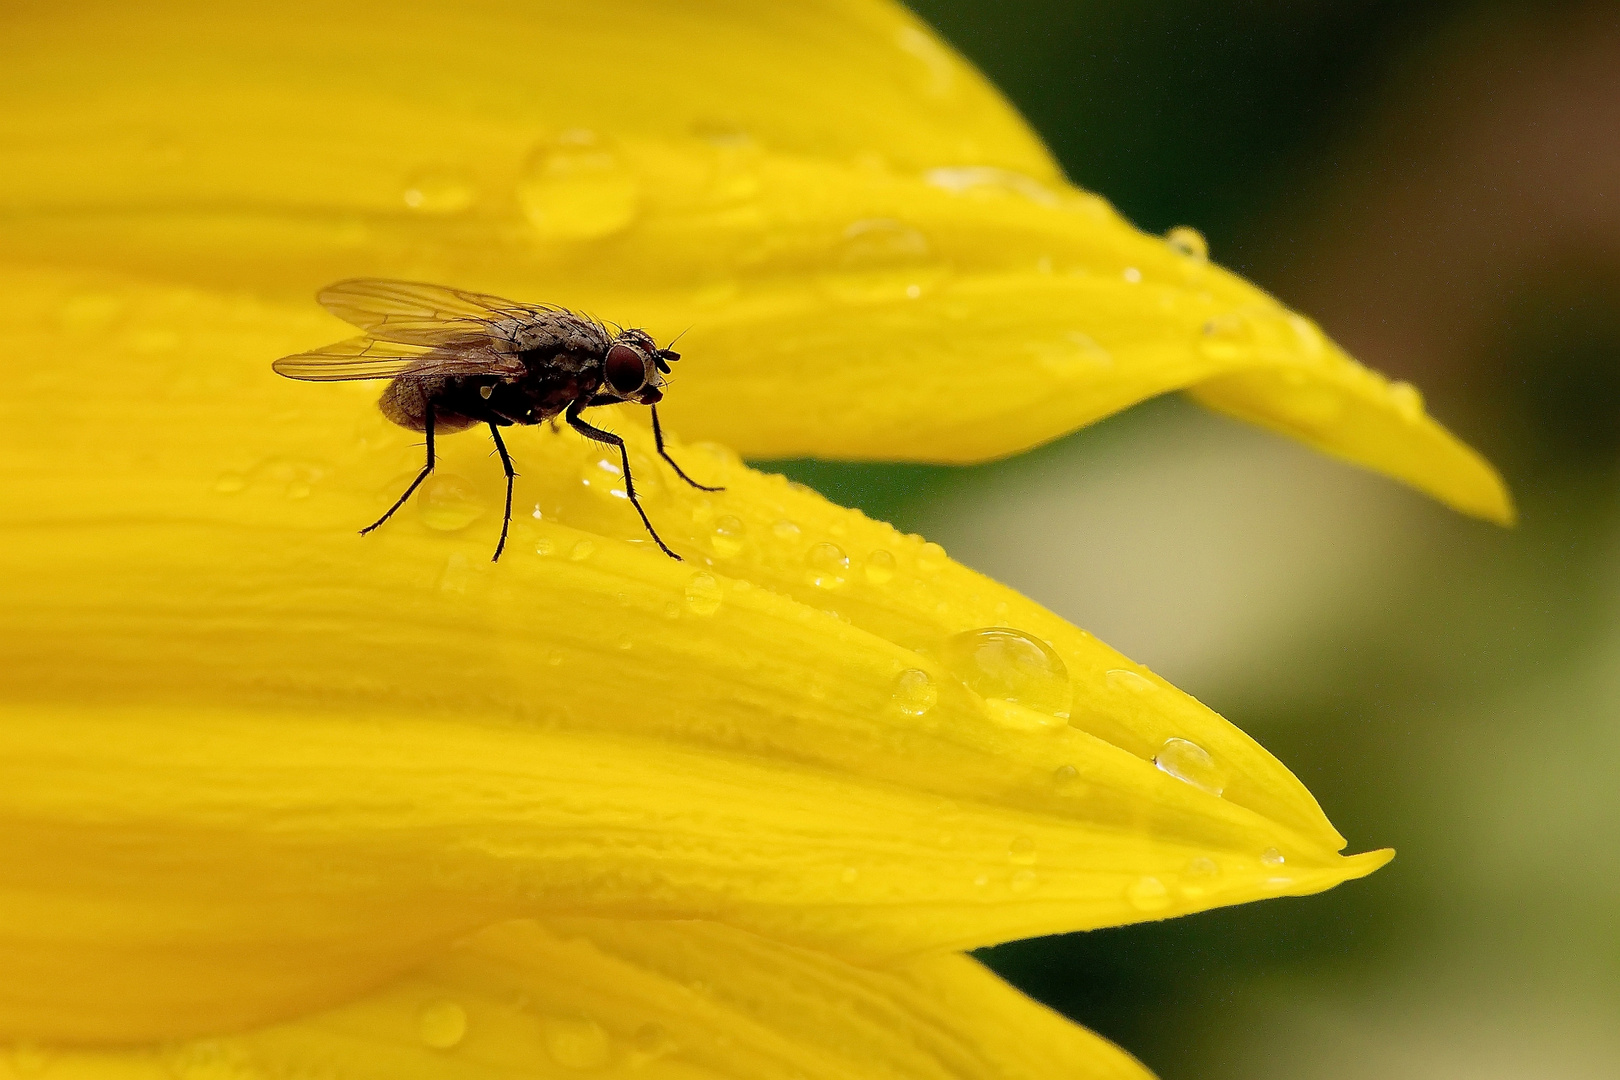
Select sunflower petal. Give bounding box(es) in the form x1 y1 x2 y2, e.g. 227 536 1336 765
26 920 1154 1080
0 0 1508 519
1 267 1385 1041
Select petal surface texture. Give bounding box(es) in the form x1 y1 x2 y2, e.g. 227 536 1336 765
20 920 1154 1080
0 0 1509 521
0 268 1386 1041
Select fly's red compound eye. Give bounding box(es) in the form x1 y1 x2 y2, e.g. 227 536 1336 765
604 343 646 395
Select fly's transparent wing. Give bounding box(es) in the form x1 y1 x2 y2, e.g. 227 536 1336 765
317 279 538 347
271 336 520 382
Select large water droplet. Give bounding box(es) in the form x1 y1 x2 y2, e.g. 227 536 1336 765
819 218 946 302
1008 836 1036 865
402 168 476 214
892 668 937 716
519 130 640 241
806 542 849 588
943 628 1071 720
541 1016 612 1070
711 515 745 558
1154 737 1227 797
418 1000 468 1049
684 571 723 616
418 474 484 531
1165 225 1209 261
1125 875 1172 911
865 548 897 584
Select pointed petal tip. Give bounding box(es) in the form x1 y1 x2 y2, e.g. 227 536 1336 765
1342 846 1396 880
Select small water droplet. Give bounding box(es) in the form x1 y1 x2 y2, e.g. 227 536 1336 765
806 542 849 588
1008 836 1036 865
943 628 1071 720
418 1000 468 1049
684 571 723 615
1199 311 1259 359
1125 875 1172 911
916 541 947 574
864 548 897 584
840 866 859 884
1260 847 1286 867
519 130 639 241
1389 380 1425 421
1122 266 1142 283
1010 868 1038 893
1182 857 1221 896
1154 737 1227 797
535 538 555 557
892 668 937 716
711 515 745 557
924 166 1060 205
418 474 484 531
213 472 245 494
820 218 946 302
570 539 596 561
772 519 801 540
632 1021 675 1058
1053 763 1079 786
1165 226 1209 261
402 168 476 214
541 1016 612 1070
1105 668 1156 693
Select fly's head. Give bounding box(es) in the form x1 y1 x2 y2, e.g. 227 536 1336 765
601 328 680 405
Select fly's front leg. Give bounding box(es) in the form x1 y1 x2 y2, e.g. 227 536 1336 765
565 399 680 560
362 407 435 536
651 404 724 492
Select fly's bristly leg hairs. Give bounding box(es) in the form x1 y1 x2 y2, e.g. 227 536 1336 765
362 405 436 536
486 422 517 561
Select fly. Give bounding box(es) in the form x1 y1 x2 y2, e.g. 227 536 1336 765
271 278 721 561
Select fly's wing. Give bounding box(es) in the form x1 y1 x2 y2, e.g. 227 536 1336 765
317 279 539 347
272 336 521 382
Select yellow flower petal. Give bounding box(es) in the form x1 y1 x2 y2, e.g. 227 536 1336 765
1 267 1385 1041
25 920 1154 1080
0 0 1510 521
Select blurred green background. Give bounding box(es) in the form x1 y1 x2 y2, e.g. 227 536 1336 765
779 2 1620 1077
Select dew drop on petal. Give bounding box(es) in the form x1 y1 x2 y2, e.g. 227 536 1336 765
418 1000 468 1049
772 519 801 540
1125 875 1172 912
806 542 849 588
519 130 640 241
865 548 897 584
535 538 555 557
1053 763 1079 786
892 668 937 716
1008 836 1036 865
820 218 946 302
711 515 745 558
1122 266 1142 283
1199 311 1259 359
1154 737 1227 796
943 628 1071 719
569 539 595 562
1165 225 1209 261
1105 668 1156 693
541 1016 612 1070
684 571 723 616
418 474 484 532
916 541 947 574
1010 868 1038 894
1182 857 1221 896
1389 379 1425 421
1261 847 1286 867
402 168 476 214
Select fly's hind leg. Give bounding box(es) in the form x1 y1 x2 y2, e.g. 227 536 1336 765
651 404 724 492
362 407 436 536
486 421 517 562
565 399 680 560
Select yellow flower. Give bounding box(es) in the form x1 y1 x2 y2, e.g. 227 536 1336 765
0 0 1497 1075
